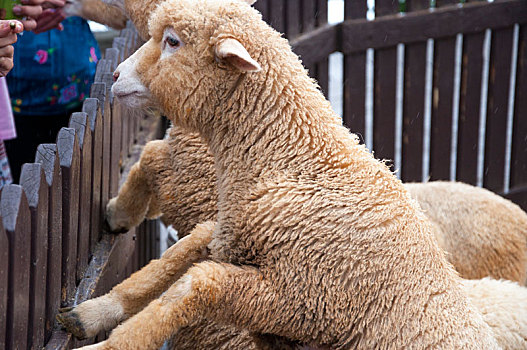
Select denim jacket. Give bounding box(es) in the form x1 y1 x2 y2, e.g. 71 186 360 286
7 17 101 116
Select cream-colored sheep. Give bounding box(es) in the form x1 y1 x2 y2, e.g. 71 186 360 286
406 182 527 284
59 221 527 349
63 0 128 29
67 1 501 348
106 125 527 284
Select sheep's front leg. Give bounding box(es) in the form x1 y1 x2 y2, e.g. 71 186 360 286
57 221 215 339
105 140 168 233
73 261 287 350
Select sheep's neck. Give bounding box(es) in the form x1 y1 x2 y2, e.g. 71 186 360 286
204 68 360 183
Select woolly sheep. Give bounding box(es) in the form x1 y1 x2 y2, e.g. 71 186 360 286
68 1 502 348
59 218 527 349
406 182 527 284
106 125 527 284
58 230 527 349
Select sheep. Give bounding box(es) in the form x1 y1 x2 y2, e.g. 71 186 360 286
103 126 527 350
63 0 128 29
405 182 527 284
105 126 218 236
106 125 527 284
66 0 501 348
58 232 527 349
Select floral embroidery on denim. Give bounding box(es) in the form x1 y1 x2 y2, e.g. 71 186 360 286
33 48 56 65
89 47 98 63
58 83 78 104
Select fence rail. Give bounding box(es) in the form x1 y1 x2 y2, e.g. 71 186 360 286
1 25 162 349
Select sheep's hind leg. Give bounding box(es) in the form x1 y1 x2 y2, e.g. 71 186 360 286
57 221 215 339
73 261 292 350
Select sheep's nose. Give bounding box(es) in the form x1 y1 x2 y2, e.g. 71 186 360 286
113 71 120 82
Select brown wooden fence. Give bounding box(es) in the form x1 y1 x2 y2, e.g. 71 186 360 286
255 0 527 211
0 24 162 350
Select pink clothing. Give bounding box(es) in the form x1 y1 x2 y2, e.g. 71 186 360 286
0 77 16 141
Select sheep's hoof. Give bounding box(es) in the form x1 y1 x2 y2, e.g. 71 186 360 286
103 218 128 234
56 307 88 340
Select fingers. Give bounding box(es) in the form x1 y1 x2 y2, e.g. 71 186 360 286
20 18 37 31
0 21 22 77
13 4 43 18
33 8 65 34
0 21 21 46
0 46 15 78
42 0 66 9
20 0 47 6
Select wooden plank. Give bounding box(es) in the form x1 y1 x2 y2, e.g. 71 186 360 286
112 37 127 64
83 99 103 252
483 27 514 192
302 0 317 33
502 186 527 212
35 144 63 341
90 83 112 219
430 36 457 180
403 0 431 183
343 0 367 138
268 0 285 34
372 47 397 166
371 0 400 165
105 48 119 72
57 127 81 304
401 42 428 182
0 221 7 348
456 31 485 185
94 59 111 84
253 0 269 23
511 25 527 189
1 185 31 350
291 24 339 66
314 0 329 96
121 103 130 159
69 113 93 281
109 78 123 198
20 164 49 349
285 0 301 38
338 0 527 53
377 0 399 17
44 115 163 350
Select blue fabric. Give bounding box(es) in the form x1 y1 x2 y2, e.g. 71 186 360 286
7 17 100 116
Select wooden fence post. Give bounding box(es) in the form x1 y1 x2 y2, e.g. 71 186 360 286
69 112 93 282
90 82 111 222
82 98 104 252
343 0 368 138
35 144 63 341
1 185 31 350
57 127 81 305
372 0 400 170
20 163 49 349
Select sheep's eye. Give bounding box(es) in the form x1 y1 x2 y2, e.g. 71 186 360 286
165 36 180 48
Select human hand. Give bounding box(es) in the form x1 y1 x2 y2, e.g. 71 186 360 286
33 7 64 33
10 0 46 31
0 20 23 77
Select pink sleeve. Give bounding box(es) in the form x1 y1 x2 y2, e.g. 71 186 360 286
0 77 16 141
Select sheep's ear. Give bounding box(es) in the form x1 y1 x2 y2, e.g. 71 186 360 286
242 0 257 4
215 38 261 72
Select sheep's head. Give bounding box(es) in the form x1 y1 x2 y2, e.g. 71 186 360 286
112 0 283 133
